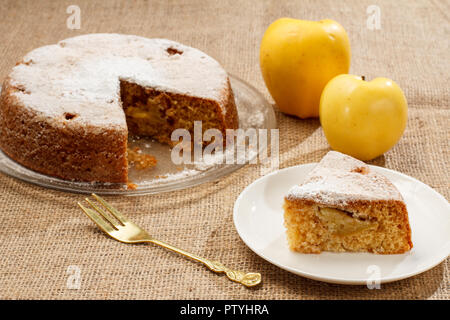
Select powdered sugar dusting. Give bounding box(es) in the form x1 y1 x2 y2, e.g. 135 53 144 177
144 168 200 185
8 34 230 129
286 151 403 206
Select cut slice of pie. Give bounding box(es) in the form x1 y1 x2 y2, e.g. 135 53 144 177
283 151 412 254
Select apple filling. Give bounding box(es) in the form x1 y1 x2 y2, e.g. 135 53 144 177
317 207 378 236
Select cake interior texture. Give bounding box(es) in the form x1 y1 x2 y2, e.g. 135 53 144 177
120 80 232 146
283 199 412 254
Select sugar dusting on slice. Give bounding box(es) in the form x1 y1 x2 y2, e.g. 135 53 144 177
286 151 403 206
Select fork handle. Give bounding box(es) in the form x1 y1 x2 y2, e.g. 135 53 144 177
148 239 261 287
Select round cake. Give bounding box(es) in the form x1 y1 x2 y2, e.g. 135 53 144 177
0 34 238 183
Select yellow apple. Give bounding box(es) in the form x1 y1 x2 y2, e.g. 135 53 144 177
320 74 408 160
260 18 351 118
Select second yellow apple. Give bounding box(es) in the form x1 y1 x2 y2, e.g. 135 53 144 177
320 74 408 160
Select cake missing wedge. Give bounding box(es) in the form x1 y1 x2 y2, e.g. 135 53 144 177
0 34 238 183
283 151 412 254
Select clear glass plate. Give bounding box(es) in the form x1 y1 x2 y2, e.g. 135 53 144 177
0 74 276 195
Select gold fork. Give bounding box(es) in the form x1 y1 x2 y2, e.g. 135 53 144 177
78 194 261 287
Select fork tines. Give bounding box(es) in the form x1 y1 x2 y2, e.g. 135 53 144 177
78 193 128 231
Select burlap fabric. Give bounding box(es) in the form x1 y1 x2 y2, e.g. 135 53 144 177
0 0 448 300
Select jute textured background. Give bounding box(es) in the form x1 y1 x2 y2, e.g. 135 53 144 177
0 0 448 299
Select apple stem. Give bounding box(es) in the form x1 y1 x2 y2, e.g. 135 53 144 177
361 75 366 81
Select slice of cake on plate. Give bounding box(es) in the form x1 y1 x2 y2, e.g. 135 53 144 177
283 151 412 254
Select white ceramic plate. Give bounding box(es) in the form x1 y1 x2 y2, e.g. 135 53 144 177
233 164 450 285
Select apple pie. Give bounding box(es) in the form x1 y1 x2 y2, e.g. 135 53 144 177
283 151 413 254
